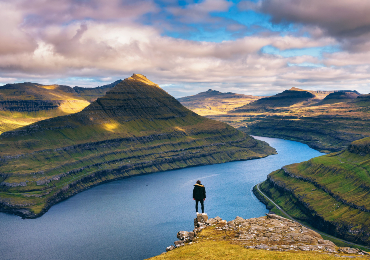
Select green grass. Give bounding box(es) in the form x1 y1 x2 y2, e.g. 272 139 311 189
255 182 370 251
258 139 370 246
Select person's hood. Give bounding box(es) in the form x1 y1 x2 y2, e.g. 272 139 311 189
194 184 204 187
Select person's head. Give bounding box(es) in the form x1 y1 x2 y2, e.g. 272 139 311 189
196 180 201 184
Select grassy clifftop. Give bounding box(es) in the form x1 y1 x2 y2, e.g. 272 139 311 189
0 74 275 218
259 137 370 246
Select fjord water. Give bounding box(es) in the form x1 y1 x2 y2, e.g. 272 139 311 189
0 137 323 260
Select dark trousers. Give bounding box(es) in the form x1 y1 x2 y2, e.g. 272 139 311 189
195 199 204 213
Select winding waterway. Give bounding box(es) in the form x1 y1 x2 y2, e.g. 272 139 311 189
0 136 324 260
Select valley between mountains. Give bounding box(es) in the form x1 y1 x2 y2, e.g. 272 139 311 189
0 74 275 218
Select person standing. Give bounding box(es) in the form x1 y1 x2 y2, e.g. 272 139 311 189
193 180 206 213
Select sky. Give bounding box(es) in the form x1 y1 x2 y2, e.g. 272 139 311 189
0 0 370 97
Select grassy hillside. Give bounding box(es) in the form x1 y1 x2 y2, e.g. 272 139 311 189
0 74 275 218
203 89 370 153
0 81 121 135
259 137 370 246
0 82 90 134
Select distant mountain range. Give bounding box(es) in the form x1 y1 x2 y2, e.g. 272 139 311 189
0 74 275 218
177 89 264 116
181 87 370 153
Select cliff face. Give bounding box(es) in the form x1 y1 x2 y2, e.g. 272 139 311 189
0 74 276 218
258 137 370 246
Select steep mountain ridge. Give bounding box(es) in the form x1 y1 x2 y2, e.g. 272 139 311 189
258 137 370 246
0 74 275 218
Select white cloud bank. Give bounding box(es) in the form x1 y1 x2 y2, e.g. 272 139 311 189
0 0 369 97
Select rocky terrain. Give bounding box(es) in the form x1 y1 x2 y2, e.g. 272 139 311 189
257 136 370 246
0 74 275 218
151 213 368 259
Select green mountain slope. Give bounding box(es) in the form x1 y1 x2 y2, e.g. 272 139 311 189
234 88 316 112
259 137 370 246
0 82 91 134
0 74 275 218
0 80 121 135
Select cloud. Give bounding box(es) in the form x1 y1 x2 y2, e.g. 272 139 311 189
241 0 370 51
0 0 369 97
167 0 232 23
15 0 158 25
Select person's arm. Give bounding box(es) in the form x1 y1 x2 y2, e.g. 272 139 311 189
203 187 206 200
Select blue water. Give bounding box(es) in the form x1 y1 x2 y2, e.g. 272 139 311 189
0 137 324 260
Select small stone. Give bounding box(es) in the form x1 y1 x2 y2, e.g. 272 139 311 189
196 213 208 223
174 240 185 247
255 244 269 250
166 245 175 252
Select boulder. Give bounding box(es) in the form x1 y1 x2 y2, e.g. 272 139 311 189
174 240 185 247
196 213 208 223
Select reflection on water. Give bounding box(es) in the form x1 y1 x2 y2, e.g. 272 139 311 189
0 136 324 260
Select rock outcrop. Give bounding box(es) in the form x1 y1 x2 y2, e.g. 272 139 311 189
165 213 368 256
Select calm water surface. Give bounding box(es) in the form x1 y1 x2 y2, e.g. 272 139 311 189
0 137 324 260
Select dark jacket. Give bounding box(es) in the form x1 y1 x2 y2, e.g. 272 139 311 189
193 184 206 200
